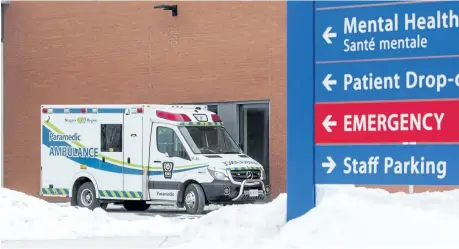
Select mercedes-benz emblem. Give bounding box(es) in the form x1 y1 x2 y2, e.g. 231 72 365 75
246 171 253 179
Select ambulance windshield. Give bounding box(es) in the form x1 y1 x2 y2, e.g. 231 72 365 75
178 126 242 154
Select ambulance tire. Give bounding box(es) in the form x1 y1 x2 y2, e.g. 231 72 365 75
77 182 100 210
122 201 151 211
184 183 206 215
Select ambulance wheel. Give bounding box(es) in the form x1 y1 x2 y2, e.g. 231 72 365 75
122 201 151 211
184 183 206 215
77 182 100 210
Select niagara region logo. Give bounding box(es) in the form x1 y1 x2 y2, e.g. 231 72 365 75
65 117 97 124
162 162 174 179
77 117 86 124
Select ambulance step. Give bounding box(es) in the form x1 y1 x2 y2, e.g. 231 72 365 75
146 200 176 205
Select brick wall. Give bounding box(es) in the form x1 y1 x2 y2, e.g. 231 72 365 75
3 1 287 198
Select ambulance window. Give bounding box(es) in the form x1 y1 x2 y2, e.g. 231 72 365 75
156 126 189 160
101 124 123 152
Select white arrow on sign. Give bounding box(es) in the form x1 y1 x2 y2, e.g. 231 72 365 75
322 115 337 133
322 74 337 91
322 27 337 44
322 156 336 174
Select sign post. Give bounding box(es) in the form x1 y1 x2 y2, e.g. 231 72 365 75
287 0 459 221
286 1 315 221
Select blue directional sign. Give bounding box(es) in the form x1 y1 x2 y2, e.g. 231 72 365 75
315 144 459 185
287 0 459 222
315 1 459 62
315 57 459 102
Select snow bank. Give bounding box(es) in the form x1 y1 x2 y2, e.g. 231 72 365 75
172 185 459 249
0 187 185 240
176 193 286 247
3 185 459 249
270 185 459 249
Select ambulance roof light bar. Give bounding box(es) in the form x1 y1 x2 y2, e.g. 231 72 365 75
156 110 191 122
211 114 222 122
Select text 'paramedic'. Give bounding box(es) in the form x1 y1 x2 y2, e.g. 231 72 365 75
343 113 444 132
49 132 81 142
47 132 99 158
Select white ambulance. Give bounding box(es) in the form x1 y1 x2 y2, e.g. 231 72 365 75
40 104 270 214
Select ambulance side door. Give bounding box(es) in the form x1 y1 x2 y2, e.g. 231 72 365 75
148 123 192 201
123 114 143 199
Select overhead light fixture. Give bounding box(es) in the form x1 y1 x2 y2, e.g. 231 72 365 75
154 4 178 17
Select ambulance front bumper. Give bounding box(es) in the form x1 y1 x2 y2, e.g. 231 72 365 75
201 179 270 203
232 179 270 201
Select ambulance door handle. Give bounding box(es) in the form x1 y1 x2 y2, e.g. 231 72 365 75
127 157 131 164
154 160 161 163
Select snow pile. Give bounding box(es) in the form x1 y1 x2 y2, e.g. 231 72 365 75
3 184 459 249
0 187 185 240
267 185 459 249
172 185 459 249
177 194 286 246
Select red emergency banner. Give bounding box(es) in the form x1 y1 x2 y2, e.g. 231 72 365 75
315 100 459 144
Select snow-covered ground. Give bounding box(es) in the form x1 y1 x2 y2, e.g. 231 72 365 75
2 185 459 249
56 202 220 221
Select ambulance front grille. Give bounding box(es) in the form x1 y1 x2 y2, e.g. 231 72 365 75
230 169 262 181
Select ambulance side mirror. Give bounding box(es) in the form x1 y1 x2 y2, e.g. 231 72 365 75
167 151 180 158
165 144 174 157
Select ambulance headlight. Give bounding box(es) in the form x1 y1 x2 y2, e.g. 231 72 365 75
208 167 229 180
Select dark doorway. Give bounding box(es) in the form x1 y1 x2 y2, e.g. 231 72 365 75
239 103 270 185
207 105 218 115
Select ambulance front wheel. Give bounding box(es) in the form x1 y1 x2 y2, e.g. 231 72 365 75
184 183 206 215
77 182 101 210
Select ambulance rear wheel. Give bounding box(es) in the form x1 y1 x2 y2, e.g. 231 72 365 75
122 201 151 211
77 182 100 210
184 183 206 215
